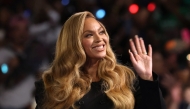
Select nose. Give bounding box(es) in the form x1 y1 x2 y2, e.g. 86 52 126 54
94 34 102 43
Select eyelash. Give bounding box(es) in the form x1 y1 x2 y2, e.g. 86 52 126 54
85 34 93 37
100 30 105 34
85 30 105 37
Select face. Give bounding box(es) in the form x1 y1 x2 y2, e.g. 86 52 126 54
82 17 108 60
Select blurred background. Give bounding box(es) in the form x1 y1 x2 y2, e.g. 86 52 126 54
0 0 190 109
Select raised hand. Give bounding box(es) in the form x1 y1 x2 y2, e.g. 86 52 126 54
128 35 153 81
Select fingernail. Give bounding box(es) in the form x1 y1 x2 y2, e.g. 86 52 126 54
135 35 138 38
129 39 132 41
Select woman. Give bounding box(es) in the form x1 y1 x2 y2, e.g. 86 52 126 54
35 11 166 109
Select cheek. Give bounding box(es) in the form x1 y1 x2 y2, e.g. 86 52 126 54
105 37 109 43
103 34 109 42
104 36 109 47
82 39 92 52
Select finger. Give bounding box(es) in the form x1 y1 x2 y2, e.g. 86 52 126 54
139 38 147 55
148 44 152 57
129 39 138 55
134 35 142 54
129 49 137 63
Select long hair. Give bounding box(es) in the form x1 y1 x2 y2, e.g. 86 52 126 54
42 11 136 109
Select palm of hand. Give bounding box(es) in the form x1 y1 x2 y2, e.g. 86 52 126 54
129 35 153 81
133 54 152 80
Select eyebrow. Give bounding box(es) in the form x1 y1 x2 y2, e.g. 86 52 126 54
83 27 104 34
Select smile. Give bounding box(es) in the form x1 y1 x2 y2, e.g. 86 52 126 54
92 45 105 51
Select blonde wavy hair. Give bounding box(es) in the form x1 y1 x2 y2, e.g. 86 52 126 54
42 11 136 109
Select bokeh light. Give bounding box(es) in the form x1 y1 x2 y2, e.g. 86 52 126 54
23 10 31 18
61 0 70 6
129 4 139 14
147 2 156 12
96 9 106 19
1 63 8 74
187 54 190 61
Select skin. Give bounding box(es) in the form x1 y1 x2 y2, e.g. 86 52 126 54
82 17 153 81
129 35 153 81
82 17 108 81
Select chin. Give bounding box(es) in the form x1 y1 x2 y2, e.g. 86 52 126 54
88 52 107 59
95 54 106 59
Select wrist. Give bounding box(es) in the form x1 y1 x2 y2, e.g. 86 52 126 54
140 74 153 81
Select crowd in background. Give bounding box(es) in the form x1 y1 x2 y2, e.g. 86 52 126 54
0 0 190 109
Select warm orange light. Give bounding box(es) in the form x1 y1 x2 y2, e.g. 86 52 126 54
187 54 190 61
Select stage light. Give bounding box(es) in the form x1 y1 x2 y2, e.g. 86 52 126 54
61 0 70 6
147 2 156 12
129 4 139 14
96 9 106 19
1 63 8 74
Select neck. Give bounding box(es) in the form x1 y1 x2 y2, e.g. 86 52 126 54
84 59 101 82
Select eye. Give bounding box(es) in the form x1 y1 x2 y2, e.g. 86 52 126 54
99 30 105 35
85 34 93 38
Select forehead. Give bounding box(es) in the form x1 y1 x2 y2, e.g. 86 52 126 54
83 17 102 31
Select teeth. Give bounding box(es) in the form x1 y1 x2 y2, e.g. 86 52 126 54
96 46 103 49
93 45 104 50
